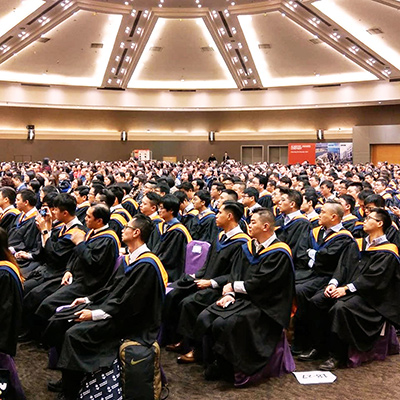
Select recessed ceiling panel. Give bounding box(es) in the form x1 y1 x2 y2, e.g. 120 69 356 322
239 11 377 88
128 18 237 89
0 0 45 37
313 0 400 72
0 10 122 86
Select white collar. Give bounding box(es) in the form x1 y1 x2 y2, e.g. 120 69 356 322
260 233 277 249
224 225 242 239
285 210 302 221
93 224 109 234
129 243 150 264
111 204 124 212
249 203 262 212
64 217 82 230
25 207 37 217
306 210 319 219
365 234 388 249
1 205 14 213
184 203 194 213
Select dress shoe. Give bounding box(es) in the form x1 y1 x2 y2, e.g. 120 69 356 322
319 357 341 371
18 331 33 344
177 350 196 364
47 378 63 393
298 348 321 361
204 362 222 381
165 341 184 353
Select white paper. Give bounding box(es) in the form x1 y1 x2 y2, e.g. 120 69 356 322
293 371 337 385
192 245 202 254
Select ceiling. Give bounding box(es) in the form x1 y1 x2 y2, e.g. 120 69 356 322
0 0 400 107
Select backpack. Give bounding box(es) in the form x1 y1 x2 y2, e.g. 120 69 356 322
119 340 164 400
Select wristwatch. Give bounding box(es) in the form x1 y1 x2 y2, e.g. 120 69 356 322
41 230 49 235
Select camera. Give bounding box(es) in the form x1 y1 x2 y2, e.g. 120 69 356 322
39 208 48 217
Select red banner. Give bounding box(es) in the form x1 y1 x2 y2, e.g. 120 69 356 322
288 143 316 164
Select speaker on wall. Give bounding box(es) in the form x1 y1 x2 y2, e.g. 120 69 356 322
316 129 324 141
27 125 35 141
208 131 215 142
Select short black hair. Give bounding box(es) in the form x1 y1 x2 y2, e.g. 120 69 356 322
358 189 374 202
145 192 161 207
42 185 59 196
178 181 194 192
193 179 205 190
54 193 77 216
339 194 355 213
370 208 392 233
160 194 180 217
131 214 153 243
220 201 244 223
42 192 58 208
320 180 334 191
156 183 170 195
0 187 16 204
174 190 189 205
243 187 259 202
117 182 132 196
280 187 302 209
74 185 90 197
195 190 211 207
18 189 37 207
90 204 110 224
211 182 225 192
98 189 116 208
221 189 238 202
109 185 124 204
304 190 318 208
280 176 292 188
365 194 385 208
255 174 268 189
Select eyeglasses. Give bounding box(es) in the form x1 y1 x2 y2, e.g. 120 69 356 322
122 225 136 231
365 215 381 223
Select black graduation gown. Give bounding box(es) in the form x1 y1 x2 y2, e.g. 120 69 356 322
75 201 90 225
329 238 400 351
275 214 310 272
0 262 23 356
180 209 198 232
122 197 139 217
146 215 164 251
0 207 21 234
341 214 359 234
166 231 250 340
56 253 167 373
23 223 88 322
257 191 272 209
189 211 219 244
109 208 131 241
36 228 120 321
8 211 41 274
196 239 295 375
151 221 192 282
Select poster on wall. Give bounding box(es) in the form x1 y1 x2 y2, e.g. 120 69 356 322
289 143 353 164
288 143 316 164
132 149 152 161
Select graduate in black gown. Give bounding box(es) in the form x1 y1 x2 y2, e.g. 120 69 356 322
189 190 218 243
21 194 87 339
151 194 192 282
0 228 23 358
0 187 21 234
72 185 90 225
49 214 167 400
195 208 294 380
9 189 41 277
307 208 400 371
35 204 120 322
275 188 310 274
139 192 163 250
295 201 356 357
163 201 250 362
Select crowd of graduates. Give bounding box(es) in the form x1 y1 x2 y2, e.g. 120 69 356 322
0 156 399 399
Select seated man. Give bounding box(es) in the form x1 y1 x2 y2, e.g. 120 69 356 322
35 204 120 322
118 181 139 217
21 194 87 338
296 201 356 356
51 214 167 400
72 185 90 225
308 208 400 370
195 209 294 380
301 189 319 229
189 190 218 243
0 187 21 234
139 192 163 250
8 189 41 277
151 194 192 282
163 201 250 359
242 187 261 224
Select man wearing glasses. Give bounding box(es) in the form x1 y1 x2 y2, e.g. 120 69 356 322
306 208 400 371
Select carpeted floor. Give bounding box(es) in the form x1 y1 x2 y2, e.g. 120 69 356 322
14 340 400 400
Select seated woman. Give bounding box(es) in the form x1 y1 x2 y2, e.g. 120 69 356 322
0 227 25 400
